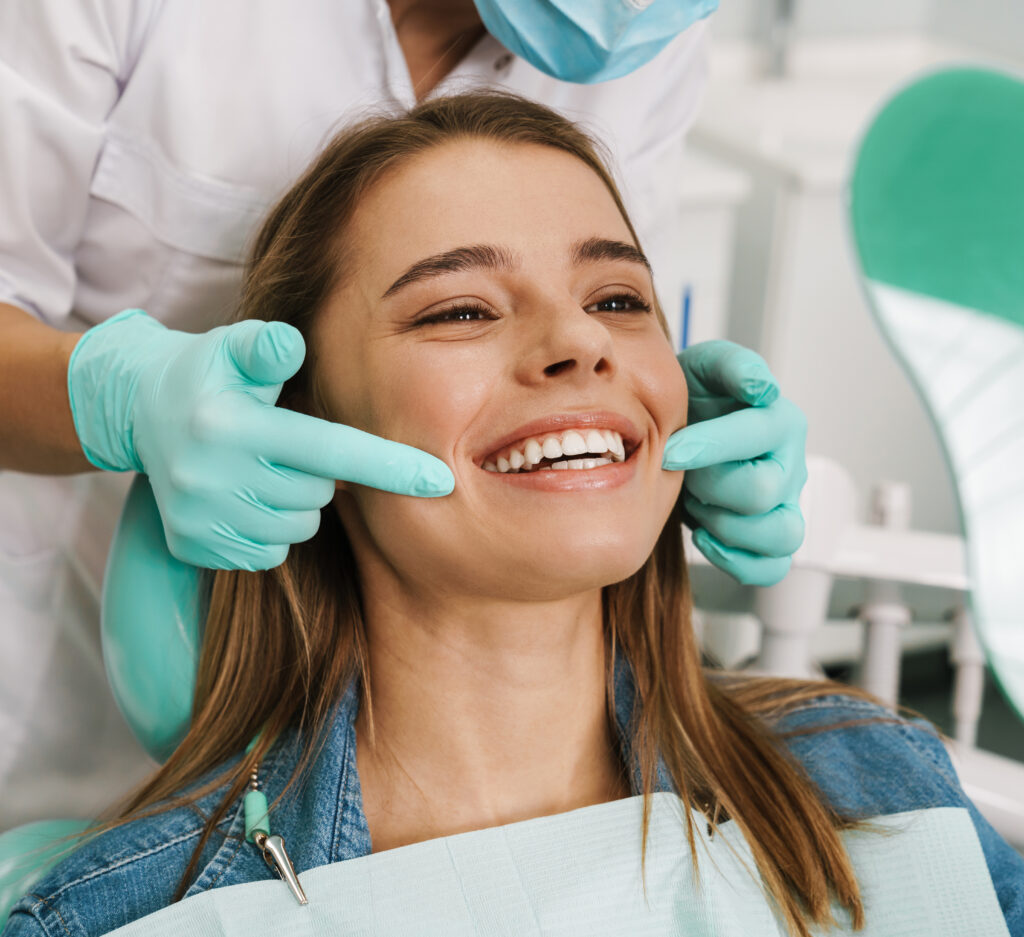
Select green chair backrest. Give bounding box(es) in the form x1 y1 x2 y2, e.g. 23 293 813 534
101 473 202 763
850 66 1024 722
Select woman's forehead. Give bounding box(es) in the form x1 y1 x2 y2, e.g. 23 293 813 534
347 139 635 284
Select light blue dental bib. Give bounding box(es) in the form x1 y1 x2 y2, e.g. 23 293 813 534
101 795 1008 937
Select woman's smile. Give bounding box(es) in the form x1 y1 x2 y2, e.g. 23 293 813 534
476 411 642 491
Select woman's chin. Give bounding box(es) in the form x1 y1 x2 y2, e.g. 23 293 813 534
347 475 681 604
476 537 658 601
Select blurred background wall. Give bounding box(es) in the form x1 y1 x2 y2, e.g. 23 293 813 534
664 0 1024 547
931 0 1024 61
712 0 1021 48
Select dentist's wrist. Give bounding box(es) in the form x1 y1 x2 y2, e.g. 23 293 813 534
67 308 166 473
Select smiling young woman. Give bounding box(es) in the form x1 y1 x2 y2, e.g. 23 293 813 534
128 91 865 928
7 91 1021 937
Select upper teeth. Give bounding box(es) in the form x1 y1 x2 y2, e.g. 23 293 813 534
483 428 627 473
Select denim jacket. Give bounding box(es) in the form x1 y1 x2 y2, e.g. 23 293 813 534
5 660 1023 937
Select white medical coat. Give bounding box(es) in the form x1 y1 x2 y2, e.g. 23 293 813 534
0 0 708 828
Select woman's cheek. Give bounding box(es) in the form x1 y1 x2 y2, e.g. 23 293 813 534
634 342 688 436
376 348 496 456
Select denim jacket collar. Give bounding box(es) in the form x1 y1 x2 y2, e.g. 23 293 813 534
183 647 662 897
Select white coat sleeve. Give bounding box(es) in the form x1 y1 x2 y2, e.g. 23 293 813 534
0 0 160 324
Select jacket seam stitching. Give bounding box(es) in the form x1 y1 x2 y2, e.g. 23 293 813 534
333 711 352 862
182 798 247 895
778 697 898 719
25 895 72 937
39 826 204 902
201 826 247 891
892 721 960 788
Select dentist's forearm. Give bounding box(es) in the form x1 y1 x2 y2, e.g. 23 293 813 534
0 301 93 474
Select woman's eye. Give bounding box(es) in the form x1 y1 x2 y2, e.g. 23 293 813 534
417 304 495 325
587 292 652 314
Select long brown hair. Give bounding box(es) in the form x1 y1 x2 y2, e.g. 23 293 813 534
108 92 892 936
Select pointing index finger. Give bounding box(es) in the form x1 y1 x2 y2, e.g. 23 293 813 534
257 407 454 496
662 401 797 471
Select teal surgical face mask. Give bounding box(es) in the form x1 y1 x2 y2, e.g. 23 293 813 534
472 0 719 84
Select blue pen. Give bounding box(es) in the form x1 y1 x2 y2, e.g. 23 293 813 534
680 285 691 351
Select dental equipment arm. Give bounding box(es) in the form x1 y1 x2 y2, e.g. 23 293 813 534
67 309 454 571
663 340 808 587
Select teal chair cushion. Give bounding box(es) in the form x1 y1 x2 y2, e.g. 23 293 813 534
850 66 1024 722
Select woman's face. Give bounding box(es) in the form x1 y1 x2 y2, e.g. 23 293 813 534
314 139 687 601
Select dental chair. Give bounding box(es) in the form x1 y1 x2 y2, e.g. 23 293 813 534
847 64 1024 824
849 65 1024 720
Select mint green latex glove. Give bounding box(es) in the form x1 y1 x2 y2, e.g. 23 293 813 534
68 309 454 570
663 340 808 587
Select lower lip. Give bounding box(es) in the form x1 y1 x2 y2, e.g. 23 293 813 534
479 445 640 491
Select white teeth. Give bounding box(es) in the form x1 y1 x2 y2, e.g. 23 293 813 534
585 429 609 454
541 436 563 460
564 457 614 471
604 430 625 459
484 427 628 473
561 430 586 456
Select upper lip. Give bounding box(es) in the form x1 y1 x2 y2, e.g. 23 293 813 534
476 411 643 465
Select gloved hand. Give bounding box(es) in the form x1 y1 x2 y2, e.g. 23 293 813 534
67 309 454 570
662 340 807 587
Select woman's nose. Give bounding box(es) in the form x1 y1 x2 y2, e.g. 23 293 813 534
517 303 616 385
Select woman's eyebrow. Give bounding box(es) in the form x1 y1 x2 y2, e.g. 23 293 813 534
381 238 649 300
571 237 651 271
382 244 517 298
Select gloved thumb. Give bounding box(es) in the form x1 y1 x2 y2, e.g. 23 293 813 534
224 320 306 386
678 341 780 408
